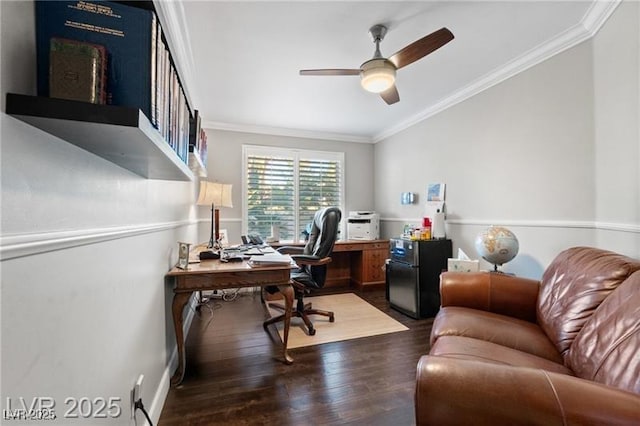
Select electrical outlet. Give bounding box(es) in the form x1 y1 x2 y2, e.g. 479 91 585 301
132 374 144 420
134 374 144 402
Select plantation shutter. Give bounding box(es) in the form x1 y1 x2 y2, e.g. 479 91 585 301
244 146 344 242
245 154 296 240
298 157 342 234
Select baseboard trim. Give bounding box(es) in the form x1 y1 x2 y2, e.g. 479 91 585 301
148 293 198 424
0 220 198 261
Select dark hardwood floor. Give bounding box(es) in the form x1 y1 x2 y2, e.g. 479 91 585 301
159 289 433 425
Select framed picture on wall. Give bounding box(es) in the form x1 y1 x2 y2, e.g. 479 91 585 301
427 183 446 201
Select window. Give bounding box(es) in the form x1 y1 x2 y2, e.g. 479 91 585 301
243 145 344 241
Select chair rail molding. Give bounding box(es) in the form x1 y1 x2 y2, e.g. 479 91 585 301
381 218 639 234
0 219 198 261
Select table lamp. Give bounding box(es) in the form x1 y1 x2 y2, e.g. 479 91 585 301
197 181 233 248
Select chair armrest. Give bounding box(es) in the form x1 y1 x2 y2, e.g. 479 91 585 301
277 246 305 255
416 355 640 426
440 271 540 322
291 255 332 266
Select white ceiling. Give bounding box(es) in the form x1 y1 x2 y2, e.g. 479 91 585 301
168 1 617 143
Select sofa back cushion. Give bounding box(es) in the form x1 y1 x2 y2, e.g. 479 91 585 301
566 271 640 393
537 247 640 358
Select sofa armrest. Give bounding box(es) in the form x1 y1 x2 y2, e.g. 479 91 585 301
440 272 540 322
416 355 640 426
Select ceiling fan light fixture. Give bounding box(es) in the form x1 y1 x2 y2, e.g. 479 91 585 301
360 58 396 93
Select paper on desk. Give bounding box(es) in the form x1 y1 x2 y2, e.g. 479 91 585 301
248 253 294 265
244 246 276 255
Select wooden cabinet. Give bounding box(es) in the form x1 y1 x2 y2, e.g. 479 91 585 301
363 246 387 284
350 241 388 290
273 240 390 291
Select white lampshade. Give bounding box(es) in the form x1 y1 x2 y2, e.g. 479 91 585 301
360 58 396 93
197 181 233 208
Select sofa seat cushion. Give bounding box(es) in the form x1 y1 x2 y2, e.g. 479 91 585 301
430 335 574 375
431 306 563 364
566 271 640 393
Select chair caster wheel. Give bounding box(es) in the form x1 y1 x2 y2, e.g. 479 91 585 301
329 315 335 323
308 327 316 336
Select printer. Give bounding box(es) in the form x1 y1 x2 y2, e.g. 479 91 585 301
347 211 380 240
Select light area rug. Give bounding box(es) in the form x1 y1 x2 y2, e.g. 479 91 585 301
267 292 409 349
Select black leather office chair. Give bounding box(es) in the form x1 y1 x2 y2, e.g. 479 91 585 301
264 207 342 336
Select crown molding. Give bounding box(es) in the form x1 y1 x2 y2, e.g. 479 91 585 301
581 0 621 36
202 120 373 144
156 0 619 144
372 0 622 143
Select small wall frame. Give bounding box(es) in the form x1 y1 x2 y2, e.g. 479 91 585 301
401 192 416 205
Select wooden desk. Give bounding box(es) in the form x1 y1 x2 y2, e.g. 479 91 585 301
272 239 389 290
166 259 294 386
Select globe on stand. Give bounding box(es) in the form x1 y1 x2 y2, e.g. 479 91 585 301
474 226 519 272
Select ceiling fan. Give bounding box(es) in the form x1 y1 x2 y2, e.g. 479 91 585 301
300 25 454 105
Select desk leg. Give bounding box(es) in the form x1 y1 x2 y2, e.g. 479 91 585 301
279 284 294 365
170 291 192 387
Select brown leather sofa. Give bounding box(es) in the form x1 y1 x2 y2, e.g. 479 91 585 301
415 246 640 425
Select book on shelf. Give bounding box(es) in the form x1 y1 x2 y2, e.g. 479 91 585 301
189 109 202 149
154 18 164 135
36 1 154 121
49 37 106 104
149 9 158 127
189 110 208 167
35 0 194 166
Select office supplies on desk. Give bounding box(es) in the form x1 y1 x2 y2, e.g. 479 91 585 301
244 246 276 255
177 242 191 269
347 211 379 240
248 253 294 266
248 234 264 245
199 249 220 260
220 254 243 263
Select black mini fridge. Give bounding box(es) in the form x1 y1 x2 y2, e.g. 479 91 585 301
386 238 452 319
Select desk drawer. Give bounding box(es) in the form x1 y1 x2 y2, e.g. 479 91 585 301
363 242 389 251
335 243 365 252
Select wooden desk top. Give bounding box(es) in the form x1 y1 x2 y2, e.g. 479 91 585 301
272 239 389 250
166 259 292 277
166 254 296 386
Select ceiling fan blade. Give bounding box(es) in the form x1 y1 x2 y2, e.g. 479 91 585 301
299 69 361 76
389 27 454 70
380 85 400 105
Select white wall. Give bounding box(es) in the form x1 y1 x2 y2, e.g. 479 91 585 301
197 129 375 244
593 0 640 256
2 1 638 422
1 1 196 424
374 1 639 279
